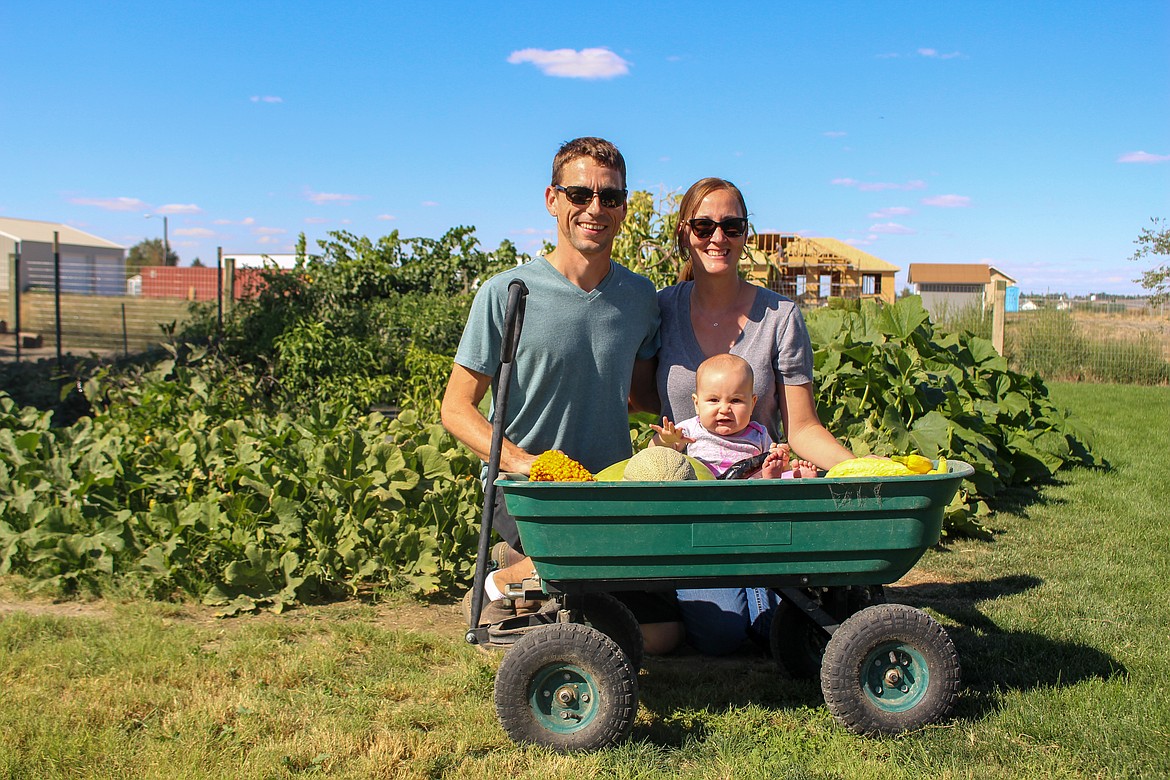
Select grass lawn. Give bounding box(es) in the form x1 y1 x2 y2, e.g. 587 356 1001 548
1 382 1168 779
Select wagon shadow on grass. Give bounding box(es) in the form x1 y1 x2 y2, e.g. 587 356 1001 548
888 573 1128 721
634 651 825 748
628 573 1126 747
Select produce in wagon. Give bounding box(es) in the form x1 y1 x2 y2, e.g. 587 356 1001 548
528 450 595 482
825 458 916 478
621 447 697 481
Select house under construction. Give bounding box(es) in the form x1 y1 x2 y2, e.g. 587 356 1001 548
746 233 899 305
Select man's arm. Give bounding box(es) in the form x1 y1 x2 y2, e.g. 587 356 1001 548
628 357 660 414
440 362 537 475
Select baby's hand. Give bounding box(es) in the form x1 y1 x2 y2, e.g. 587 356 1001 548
650 417 695 451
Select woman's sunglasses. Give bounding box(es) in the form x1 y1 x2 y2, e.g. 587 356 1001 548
687 218 750 239
554 185 627 209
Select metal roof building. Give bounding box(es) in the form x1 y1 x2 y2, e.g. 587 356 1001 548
0 217 126 296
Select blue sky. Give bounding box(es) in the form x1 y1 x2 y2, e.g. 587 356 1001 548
3 1 1167 296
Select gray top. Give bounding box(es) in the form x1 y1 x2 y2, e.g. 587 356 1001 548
656 281 813 442
455 255 660 473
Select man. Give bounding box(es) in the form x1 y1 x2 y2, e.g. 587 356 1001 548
441 137 680 652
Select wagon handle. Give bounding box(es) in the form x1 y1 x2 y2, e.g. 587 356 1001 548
468 279 528 635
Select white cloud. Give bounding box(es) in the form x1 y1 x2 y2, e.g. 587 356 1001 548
868 222 916 235
376 214 397 221
917 48 962 59
507 47 630 79
869 206 913 218
832 178 927 192
304 188 365 205
69 196 147 211
421 201 439 207
173 227 215 237
250 95 283 103
922 194 972 208
253 226 286 236
303 217 329 224
213 216 256 225
1117 151 1170 164
156 203 202 214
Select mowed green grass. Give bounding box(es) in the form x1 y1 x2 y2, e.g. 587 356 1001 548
1 382 1167 779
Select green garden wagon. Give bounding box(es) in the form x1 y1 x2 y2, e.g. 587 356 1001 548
465 279 970 751
467 463 972 752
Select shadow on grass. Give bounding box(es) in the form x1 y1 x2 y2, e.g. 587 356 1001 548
889 574 1128 721
634 650 819 748
631 574 1126 747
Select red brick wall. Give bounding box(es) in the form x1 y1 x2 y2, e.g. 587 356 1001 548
138 267 272 300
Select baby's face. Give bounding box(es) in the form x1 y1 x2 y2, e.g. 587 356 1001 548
692 367 757 437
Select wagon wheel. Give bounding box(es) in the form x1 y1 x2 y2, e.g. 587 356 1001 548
820 603 960 736
581 592 645 670
494 622 638 752
770 585 886 679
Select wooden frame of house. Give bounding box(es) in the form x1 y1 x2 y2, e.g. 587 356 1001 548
745 233 898 305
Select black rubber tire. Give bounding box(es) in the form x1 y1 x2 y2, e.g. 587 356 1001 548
494 623 638 752
771 586 886 680
582 592 645 670
820 603 961 736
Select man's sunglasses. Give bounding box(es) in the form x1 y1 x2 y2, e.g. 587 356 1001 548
554 185 627 209
687 217 750 239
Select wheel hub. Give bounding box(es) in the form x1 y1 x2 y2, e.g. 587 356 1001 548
864 643 929 711
529 663 600 733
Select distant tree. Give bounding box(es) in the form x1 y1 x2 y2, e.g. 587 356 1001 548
126 238 180 277
190 257 205 268
1131 217 1170 305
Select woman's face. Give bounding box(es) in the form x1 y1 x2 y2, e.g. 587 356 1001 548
684 188 747 278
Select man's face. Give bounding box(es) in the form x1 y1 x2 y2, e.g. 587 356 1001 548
545 157 627 262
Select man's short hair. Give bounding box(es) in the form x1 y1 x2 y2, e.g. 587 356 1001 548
552 137 626 188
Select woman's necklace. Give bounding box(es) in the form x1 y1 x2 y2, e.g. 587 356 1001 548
693 283 747 329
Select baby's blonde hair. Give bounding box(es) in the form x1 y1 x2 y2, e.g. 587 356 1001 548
695 353 754 390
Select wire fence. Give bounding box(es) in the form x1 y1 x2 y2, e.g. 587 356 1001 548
0 252 269 363
4 254 1168 386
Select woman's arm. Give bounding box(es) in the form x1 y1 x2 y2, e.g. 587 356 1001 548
777 382 855 470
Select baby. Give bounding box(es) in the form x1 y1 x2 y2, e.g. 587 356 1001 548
651 353 815 479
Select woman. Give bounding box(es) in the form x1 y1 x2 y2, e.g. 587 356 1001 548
657 177 856 655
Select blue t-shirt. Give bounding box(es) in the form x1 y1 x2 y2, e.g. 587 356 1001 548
455 256 660 473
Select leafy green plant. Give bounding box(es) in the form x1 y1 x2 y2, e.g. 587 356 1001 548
806 296 1099 535
0 351 484 612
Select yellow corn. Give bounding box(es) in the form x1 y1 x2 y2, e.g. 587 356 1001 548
529 450 595 482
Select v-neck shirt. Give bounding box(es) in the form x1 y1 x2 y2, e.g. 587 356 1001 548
455 255 660 473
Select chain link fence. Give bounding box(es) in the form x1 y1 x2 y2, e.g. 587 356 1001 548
1004 297 1170 384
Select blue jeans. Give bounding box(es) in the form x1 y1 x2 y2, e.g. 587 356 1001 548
676 587 780 656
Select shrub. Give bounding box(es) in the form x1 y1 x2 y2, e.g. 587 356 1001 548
806 296 1100 536
0 365 483 611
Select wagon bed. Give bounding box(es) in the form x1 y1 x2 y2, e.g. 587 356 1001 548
498 460 973 593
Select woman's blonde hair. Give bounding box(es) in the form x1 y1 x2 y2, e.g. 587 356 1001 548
675 177 751 283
